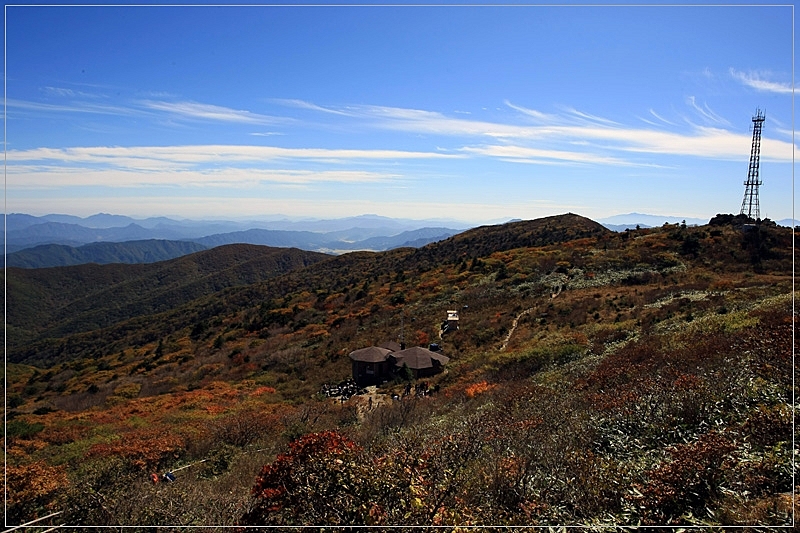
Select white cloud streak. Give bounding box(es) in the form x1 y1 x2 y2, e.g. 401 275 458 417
8 144 462 169
649 109 676 126
559 106 621 126
271 98 351 116
7 165 398 189
503 100 565 125
9 97 288 125
685 97 731 127
9 97 795 202
7 98 141 117
138 100 283 124
6 145 460 188
459 145 641 167
730 68 793 94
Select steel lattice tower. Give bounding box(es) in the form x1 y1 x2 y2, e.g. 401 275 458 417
740 108 765 220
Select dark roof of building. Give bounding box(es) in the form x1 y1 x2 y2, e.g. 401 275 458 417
348 346 392 363
392 346 449 370
379 340 402 352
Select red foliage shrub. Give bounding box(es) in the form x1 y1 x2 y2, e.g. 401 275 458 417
243 430 365 526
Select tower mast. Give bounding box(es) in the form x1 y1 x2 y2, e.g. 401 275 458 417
740 108 765 220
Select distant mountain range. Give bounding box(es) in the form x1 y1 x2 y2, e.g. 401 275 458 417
3 213 463 267
7 211 790 269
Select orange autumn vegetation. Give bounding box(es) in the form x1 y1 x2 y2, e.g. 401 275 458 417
465 380 496 398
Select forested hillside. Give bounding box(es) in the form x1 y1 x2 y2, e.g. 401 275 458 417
5 244 330 366
6 239 208 268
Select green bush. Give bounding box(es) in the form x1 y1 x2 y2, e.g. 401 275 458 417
6 419 44 439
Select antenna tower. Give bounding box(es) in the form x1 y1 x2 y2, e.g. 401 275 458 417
740 108 765 220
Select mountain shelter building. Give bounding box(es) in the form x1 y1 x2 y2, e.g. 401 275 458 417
349 346 393 386
349 344 449 386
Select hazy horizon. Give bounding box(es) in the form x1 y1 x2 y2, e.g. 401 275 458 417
10 210 759 230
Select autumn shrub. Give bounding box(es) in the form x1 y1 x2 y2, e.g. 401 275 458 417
435 379 614 524
62 455 137 526
5 419 45 441
589 326 628 354
38 420 94 446
242 430 369 526
198 442 239 478
63 443 272 528
498 394 613 523
729 441 793 501
740 403 793 448
631 431 737 524
493 337 587 382
212 408 277 448
51 390 107 412
244 411 528 528
360 395 436 439
87 427 185 470
715 491 796 527
465 380 496 398
6 461 68 524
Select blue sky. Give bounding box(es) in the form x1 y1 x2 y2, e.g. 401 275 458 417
4 3 795 224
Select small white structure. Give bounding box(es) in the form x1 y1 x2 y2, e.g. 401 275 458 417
445 310 459 331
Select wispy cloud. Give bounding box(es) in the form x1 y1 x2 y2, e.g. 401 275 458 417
636 116 661 127
730 68 792 94
351 104 539 139
43 86 76 97
648 109 676 126
503 101 564 125
10 96 293 127
10 96 796 201
42 86 102 98
7 144 462 173
138 100 284 125
7 98 140 117
459 145 641 167
6 165 397 188
686 96 731 127
271 98 351 116
558 106 620 126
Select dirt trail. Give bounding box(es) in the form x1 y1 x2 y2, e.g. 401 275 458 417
349 386 391 421
499 307 534 352
500 273 564 351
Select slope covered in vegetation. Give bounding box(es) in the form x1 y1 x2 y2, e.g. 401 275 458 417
4 214 795 528
5 244 330 365
6 239 208 268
